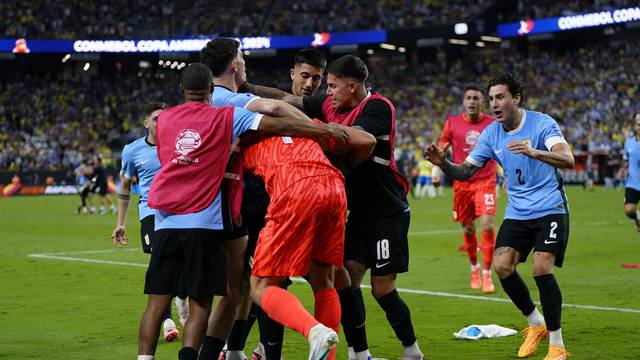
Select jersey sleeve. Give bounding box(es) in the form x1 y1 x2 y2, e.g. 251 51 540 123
232 107 263 141
466 128 494 167
438 119 452 148
119 145 137 179
227 92 261 109
303 94 328 121
540 117 567 151
352 99 392 137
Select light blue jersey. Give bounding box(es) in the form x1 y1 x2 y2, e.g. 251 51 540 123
468 109 569 220
212 85 260 109
154 106 262 230
623 137 640 191
120 136 161 220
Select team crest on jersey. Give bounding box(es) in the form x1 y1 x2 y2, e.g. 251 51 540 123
522 139 532 147
464 130 481 152
173 129 201 165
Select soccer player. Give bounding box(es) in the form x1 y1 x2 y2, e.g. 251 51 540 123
414 155 435 199
432 86 498 293
111 102 187 342
74 158 93 214
136 63 347 360
198 38 321 360
289 48 326 97
89 156 116 215
425 73 574 360
621 113 640 231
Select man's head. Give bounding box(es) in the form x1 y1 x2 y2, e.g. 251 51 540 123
462 85 484 119
200 38 246 85
487 73 524 122
180 63 214 102
142 102 167 138
634 112 640 135
325 55 369 110
290 48 326 96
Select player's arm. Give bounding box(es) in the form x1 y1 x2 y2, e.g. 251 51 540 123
506 142 575 169
111 175 132 247
424 143 481 181
246 98 310 123
432 119 452 186
241 82 304 110
323 125 376 165
256 114 348 143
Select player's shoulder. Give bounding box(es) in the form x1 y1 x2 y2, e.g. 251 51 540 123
526 109 556 127
122 137 146 154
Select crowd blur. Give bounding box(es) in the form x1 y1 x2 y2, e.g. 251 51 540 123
1 40 637 185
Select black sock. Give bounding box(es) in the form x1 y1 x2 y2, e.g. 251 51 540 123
258 308 284 360
227 320 247 351
163 302 172 322
338 286 369 351
179 347 198 360
375 289 416 347
198 336 225 360
500 271 536 316
534 274 563 331
243 304 259 341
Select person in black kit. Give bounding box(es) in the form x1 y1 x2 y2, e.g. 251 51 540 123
90 156 115 215
243 55 424 360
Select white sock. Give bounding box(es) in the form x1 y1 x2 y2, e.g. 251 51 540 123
403 341 422 356
355 349 372 360
348 347 356 360
482 269 492 276
137 356 154 360
526 308 545 327
470 263 480 271
549 328 564 348
226 351 246 360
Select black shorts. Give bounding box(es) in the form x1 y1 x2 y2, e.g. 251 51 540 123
625 187 640 205
144 228 227 299
242 175 270 264
496 213 569 267
91 181 108 196
345 210 410 276
140 215 156 254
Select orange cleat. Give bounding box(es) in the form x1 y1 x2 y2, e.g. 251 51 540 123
470 267 482 289
543 345 570 360
518 325 548 357
482 272 495 293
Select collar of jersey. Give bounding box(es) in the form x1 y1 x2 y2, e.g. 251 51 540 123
505 109 527 135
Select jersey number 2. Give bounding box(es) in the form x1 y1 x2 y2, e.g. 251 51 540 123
515 169 525 185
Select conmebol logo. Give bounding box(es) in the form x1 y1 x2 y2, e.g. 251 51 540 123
518 20 535 35
311 33 331 47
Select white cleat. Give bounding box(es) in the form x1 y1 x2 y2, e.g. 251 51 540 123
307 324 338 360
163 318 179 342
175 296 189 327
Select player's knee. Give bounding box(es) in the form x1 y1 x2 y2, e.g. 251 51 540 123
462 223 475 235
493 261 514 278
333 267 352 290
532 253 555 276
624 205 637 218
370 276 396 298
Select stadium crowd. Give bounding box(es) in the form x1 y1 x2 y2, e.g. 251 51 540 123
1 40 638 179
505 0 639 22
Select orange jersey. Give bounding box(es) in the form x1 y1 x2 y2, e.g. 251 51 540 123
241 135 344 199
439 113 497 189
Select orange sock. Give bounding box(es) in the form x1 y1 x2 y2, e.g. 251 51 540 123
464 233 478 265
481 229 495 270
261 286 319 338
314 288 341 360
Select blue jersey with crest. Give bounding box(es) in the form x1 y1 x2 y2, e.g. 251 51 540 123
468 109 569 220
623 136 640 191
120 136 161 220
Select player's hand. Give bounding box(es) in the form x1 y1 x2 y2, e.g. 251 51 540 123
111 226 129 247
424 143 447 167
432 175 441 187
325 122 349 144
507 140 538 158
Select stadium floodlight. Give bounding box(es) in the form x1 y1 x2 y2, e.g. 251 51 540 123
480 35 501 42
367 49 374 55
380 43 397 51
454 23 469 35
61 54 71 63
476 41 486 47
398 47 406 53
243 50 251 56
158 60 164 65
170 62 177 69
448 39 469 45
83 62 90 71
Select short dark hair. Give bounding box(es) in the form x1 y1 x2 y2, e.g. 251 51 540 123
294 48 327 69
143 102 167 115
200 38 240 77
181 63 213 91
487 73 524 99
326 55 368 83
464 85 483 95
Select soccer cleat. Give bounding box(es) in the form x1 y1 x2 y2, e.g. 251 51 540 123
634 217 640 232
458 243 467 252
542 345 570 360
307 324 339 360
163 318 179 342
470 267 482 289
482 272 495 293
175 296 189 327
402 355 424 360
518 325 548 357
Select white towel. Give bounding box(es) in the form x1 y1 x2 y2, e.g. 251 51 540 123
453 324 518 340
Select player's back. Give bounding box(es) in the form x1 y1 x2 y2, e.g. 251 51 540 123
121 136 161 202
242 135 342 199
624 136 640 191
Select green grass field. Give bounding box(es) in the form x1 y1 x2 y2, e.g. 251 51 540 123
1 186 639 359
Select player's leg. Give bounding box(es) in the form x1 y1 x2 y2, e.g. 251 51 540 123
532 215 570 359
201 234 249 359
476 181 497 293
309 261 340 360
454 189 475 255
139 294 174 356
462 220 481 289
493 221 546 357
623 188 640 231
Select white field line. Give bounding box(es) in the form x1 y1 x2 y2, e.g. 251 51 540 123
27 248 640 314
